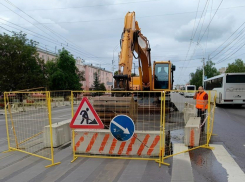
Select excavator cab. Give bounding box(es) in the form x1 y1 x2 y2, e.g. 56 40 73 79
153 61 175 91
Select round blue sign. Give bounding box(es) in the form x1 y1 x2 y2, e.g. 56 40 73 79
109 115 135 141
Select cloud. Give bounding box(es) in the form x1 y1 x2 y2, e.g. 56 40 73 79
1 0 245 85
175 15 235 42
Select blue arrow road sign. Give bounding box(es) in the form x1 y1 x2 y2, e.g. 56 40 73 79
109 115 135 141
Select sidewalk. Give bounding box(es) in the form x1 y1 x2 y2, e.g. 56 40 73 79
0 109 4 115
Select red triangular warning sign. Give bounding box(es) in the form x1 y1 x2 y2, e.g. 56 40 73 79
70 97 104 129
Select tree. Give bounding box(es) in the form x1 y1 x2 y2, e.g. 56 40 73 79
190 60 219 88
46 49 84 90
114 71 118 75
93 72 100 90
190 68 203 88
92 72 106 96
225 59 245 73
204 60 219 78
99 83 106 91
0 32 46 92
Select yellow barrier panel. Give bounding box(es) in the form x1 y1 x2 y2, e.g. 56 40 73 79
3 91 60 168
162 90 217 161
70 91 168 166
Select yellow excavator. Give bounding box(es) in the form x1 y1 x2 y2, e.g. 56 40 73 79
113 11 176 101
93 12 177 126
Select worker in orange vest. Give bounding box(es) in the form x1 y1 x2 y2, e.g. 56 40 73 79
193 86 208 132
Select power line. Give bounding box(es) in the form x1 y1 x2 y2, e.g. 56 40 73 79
0 22 110 65
205 0 213 57
216 36 245 64
209 21 245 58
192 0 210 43
5 5 245 25
216 52 245 65
0 0 162 12
0 22 103 63
182 0 223 79
211 28 245 60
196 0 210 44
1 0 109 64
0 25 13 33
176 0 209 83
196 0 224 44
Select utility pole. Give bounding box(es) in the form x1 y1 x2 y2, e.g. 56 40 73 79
112 51 115 88
202 58 205 87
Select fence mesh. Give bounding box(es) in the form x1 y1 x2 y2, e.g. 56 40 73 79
71 91 164 163
50 90 72 108
163 90 217 159
4 91 60 167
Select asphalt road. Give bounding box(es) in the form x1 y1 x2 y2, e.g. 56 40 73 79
211 104 245 172
0 96 244 182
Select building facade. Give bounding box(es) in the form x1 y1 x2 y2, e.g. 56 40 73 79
219 67 226 74
37 48 57 63
37 48 113 91
81 64 113 91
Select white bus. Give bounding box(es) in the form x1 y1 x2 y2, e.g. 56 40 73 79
184 85 196 98
204 73 245 106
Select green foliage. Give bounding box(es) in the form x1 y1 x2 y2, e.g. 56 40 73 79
114 71 118 75
92 72 106 96
225 59 245 73
0 32 46 92
99 83 106 91
46 49 84 90
204 60 219 78
190 60 219 88
93 72 101 90
190 69 203 88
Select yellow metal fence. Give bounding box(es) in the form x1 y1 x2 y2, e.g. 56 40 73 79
3 91 60 168
2 89 217 167
162 90 217 161
70 91 168 166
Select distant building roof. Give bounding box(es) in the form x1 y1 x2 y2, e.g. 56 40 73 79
84 63 112 73
37 48 57 57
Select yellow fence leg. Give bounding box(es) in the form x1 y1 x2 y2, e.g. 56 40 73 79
71 129 78 163
2 93 13 153
201 91 215 150
6 95 19 149
161 91 170 166
45 92 61 168
71 91 74 117
156 92 170 166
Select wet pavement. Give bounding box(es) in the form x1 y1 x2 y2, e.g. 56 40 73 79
190 148 228 182
0 102 245 181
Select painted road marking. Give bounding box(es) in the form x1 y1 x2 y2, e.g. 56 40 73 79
210 144 245 182
171 143 194 182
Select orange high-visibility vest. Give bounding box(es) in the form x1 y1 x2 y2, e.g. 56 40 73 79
196 91 208 109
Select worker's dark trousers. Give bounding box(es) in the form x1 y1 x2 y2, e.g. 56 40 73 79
197 109 206 132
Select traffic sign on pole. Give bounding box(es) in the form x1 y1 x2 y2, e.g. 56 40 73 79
70 97 104 129
109 115 135 141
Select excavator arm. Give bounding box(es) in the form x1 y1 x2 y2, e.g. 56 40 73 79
114 12 152 91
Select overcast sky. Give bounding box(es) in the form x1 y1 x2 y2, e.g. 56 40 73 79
1 0 245 85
